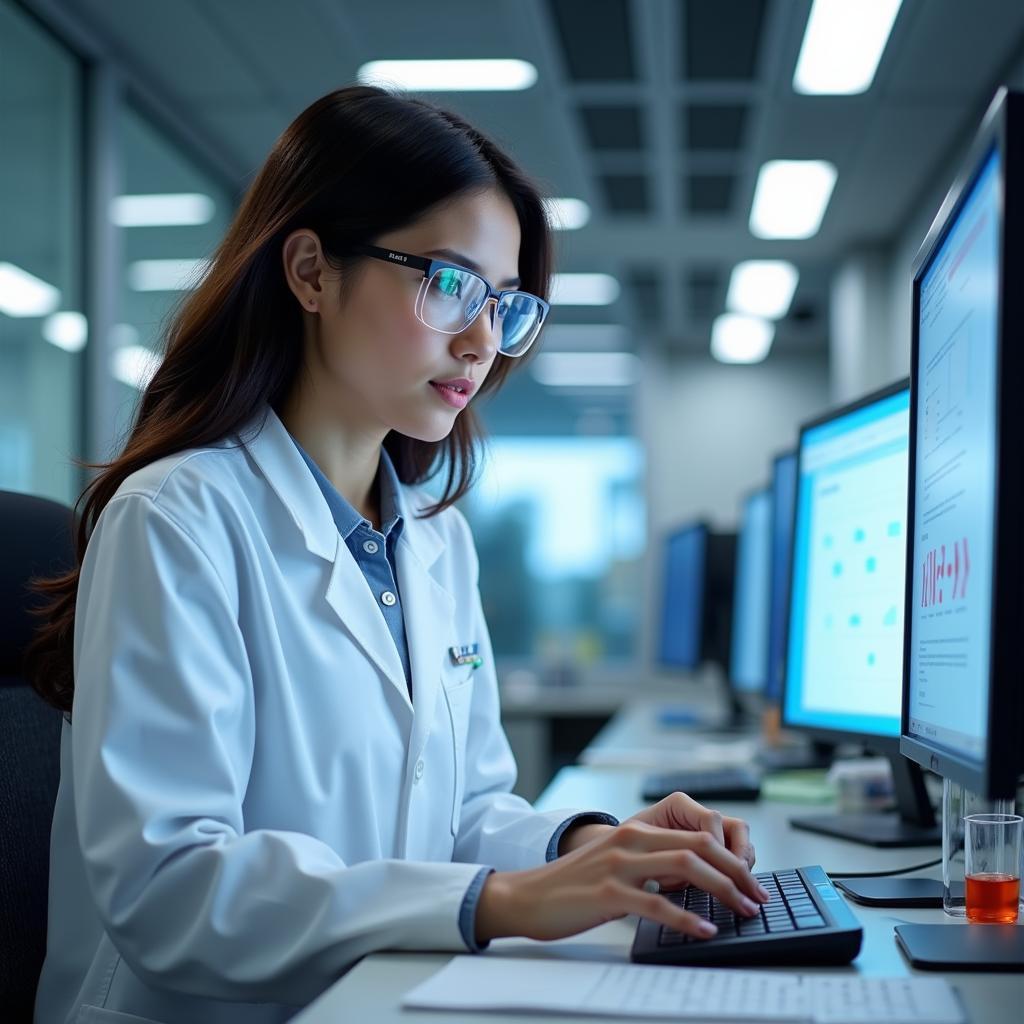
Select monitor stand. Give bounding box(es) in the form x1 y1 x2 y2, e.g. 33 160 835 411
895 923 1024 971
790 753 941 848
757 739 835 772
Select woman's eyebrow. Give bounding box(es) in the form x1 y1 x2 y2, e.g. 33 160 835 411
426 248 521 288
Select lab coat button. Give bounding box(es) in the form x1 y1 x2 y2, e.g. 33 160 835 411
381 590 396 606
414 759 425 781
362 539 379 554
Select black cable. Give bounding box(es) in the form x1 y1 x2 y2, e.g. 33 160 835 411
827 855 943 879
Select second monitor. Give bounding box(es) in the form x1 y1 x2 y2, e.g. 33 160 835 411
781 379 940 847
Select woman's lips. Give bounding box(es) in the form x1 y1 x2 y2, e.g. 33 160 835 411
429 381 470 409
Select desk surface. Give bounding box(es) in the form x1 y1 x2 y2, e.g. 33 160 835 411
293 763 1022 1024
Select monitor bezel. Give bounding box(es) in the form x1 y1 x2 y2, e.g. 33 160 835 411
780 377 911 751
900 87 1024 799
656 519 710 671
766 449 798 705
730 484 773 695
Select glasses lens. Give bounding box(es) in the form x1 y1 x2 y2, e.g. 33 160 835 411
496 293 544 356
421 268 488 333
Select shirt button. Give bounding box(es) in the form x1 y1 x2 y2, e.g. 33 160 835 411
381 590 397 607
414 759 425 781
362 539 379 554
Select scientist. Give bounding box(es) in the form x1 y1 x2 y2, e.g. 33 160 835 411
28 85 768 1024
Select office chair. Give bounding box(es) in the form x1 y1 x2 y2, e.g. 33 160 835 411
0 490 77 1021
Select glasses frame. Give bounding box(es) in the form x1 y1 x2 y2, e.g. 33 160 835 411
350 243 549 357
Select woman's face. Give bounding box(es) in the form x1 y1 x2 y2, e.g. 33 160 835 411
285 186 522 444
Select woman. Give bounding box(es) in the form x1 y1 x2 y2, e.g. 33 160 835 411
27 85 768 1024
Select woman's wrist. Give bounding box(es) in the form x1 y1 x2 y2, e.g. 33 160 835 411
475 871 516 945
557 821 616 856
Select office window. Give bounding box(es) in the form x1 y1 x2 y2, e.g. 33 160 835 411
0 0 83 505
463 390 645 667
111 104 234 446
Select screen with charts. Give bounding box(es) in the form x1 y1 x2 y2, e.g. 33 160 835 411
658 524 707 668
907 147 1000 762
766 452 798 703
730 489 772 693
784 388 910 737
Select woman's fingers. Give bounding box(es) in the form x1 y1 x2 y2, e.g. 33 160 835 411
597 879 719 940
613 822 768 904
723 816 755 868
616 849 763 918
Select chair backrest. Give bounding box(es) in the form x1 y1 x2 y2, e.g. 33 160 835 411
0 490 76 1020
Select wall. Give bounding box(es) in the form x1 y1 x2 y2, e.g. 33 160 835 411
636 349 831 664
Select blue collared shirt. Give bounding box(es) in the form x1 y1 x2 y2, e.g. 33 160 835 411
288 433 619 950
289 436 413 699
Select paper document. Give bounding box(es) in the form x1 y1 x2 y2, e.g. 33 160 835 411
402 957 965 1024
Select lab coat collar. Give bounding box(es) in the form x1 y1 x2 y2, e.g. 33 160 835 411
237 404 452 727
236 404 443 568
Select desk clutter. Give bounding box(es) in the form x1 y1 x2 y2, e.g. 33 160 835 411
403 956 965 1023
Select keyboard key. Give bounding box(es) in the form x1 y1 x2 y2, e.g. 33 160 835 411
736 918 767 934
794 915 826 929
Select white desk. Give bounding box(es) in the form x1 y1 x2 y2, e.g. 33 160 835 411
291 764 1022 1024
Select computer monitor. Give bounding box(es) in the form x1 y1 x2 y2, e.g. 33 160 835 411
766 452 798 706
657 522 708 671
901 88 1024 802
896 86 1024 971
782 379 940 847
730 488 772 695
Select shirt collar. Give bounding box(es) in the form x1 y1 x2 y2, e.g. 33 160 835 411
288 433 404 543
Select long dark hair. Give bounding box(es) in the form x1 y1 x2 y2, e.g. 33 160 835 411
25 84 552 714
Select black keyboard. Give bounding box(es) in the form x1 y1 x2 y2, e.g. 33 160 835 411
640 766 762 803
631 864 863 966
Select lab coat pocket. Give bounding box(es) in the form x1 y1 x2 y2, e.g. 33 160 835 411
75 1004 165 1024
442 668 474 836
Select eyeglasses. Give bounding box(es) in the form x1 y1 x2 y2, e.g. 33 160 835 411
350 243 549 357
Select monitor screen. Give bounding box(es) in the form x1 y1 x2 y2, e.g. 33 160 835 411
766 452 798 704
907 147 1000 763
658 524 707 669
783 385 911 738
730 489 772 693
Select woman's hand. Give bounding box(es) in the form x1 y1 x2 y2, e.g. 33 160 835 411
624 792 756 869
475 817 770 945
559 793 755 869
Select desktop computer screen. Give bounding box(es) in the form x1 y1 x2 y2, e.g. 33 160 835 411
657 523 707 669
783 382 910 740
730 488 772 694
765 452 797 705
780 381 936 846
901 88 1024 800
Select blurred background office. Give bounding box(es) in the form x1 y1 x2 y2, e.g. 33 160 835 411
5 0 1024 798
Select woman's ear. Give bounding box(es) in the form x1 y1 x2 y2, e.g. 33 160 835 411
282 229 325 312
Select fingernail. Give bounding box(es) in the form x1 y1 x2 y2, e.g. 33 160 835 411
741 898 759 916
757 884 771 901
698 920 718 936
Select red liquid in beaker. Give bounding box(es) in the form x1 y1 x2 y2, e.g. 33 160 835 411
965 872 1020 923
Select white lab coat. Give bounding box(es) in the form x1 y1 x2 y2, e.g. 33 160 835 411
34 404 595 1024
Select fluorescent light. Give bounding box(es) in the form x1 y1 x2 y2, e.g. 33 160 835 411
550 273 620 306
357 59 537 92
111 193 215 227
531 352 640 387
749 160 837 239
540 325 628 350
0 262 61 317
711 314 775 364
726 260 799 319
543 197 591 231
128 258 212 291
42 311 88 352
111 344 162 390
794 0 902 95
